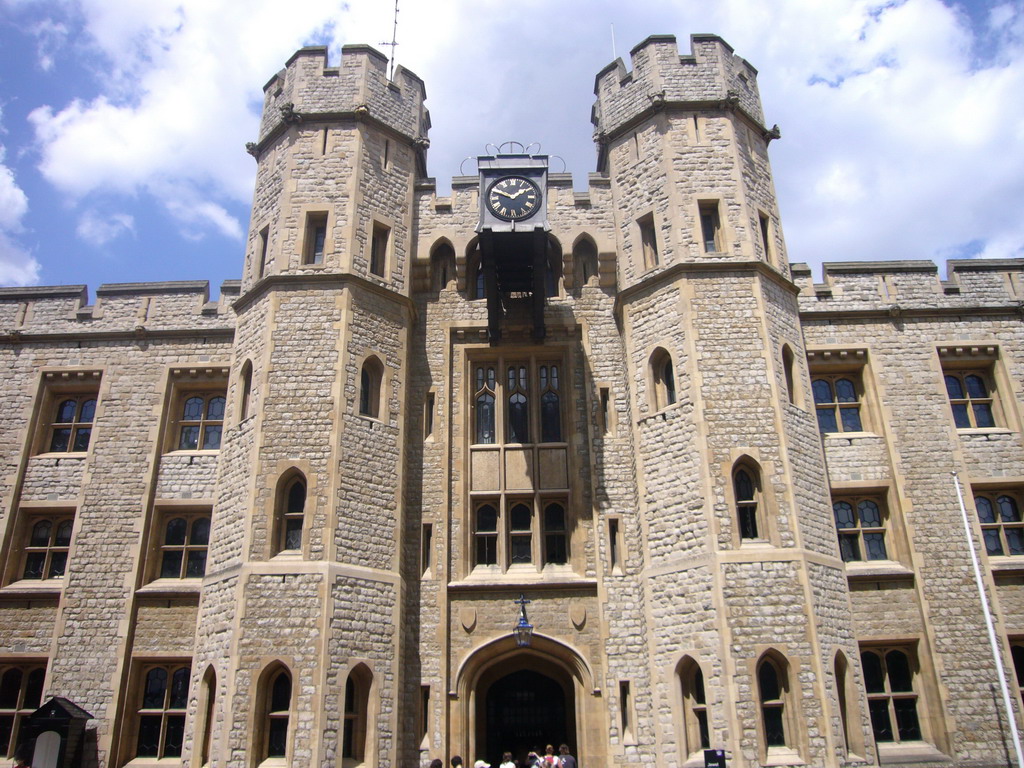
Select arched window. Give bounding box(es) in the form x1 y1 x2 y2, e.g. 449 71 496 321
781 344 796 405
277 474 306 553
813 376 863 433
678 658 710 756
48 395 97 452
159 513 210 579
474 503 498 566
733 464 762 540
974 492 1024 556
757 654 792 752
342 665 372 763
239 360 253 422
22 514 73 580
506 365 529 443
650 348 677 411
539 364 561 442
573 236 599 288
359 357 384 419
473 366 496 444
257 667 291 761
430 242 455 292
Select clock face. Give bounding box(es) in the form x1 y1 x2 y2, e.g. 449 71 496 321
486 176 541 221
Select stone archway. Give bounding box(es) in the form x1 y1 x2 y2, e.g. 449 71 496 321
454 635 598 768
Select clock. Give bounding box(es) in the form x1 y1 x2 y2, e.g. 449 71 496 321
486 176 541 222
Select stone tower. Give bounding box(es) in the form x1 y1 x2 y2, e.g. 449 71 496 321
590 35 870 765
186 46 427 768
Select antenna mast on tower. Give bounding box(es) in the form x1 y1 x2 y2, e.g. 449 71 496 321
380 0 400 80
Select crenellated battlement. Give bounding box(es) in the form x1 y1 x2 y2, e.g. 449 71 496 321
793 259 1024 312
257 44 428 146
592 33 764 140
0 280 239 338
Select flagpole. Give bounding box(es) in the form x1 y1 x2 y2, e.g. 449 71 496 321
952 472 1024 768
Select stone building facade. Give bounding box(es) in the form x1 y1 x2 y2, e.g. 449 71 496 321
0 32 1022 768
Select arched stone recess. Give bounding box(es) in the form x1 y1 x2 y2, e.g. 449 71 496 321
452 633 600 766
337 660 379 767
428 238 457 293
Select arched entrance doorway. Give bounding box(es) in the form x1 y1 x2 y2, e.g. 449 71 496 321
471 647 577 768
482 669 571 765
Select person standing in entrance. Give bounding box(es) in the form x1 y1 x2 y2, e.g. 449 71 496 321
499 752 515 768
558 745 576 768
541 745 560 767
451 756 464 768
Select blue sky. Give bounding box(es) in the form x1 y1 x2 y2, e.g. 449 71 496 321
0 0 1022 297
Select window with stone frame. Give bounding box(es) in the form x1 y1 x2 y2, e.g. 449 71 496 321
698 200 723 253
973 491 1024 557
861 646 923 744
807 349 870 436
638 214 659 269
359 356 384 419
165 368 229 453
944 369 998 429
678 658 710 757
19 512 74 581
812 374 864 434
468 355 572 574
35 371 102 455
175 393 226 450
833 495 889 562
0 663 45 759
369 222 390 277
756 653 796 755
152 510 211 580
303 212 328 265
733 463 762 541
131 662 191 760
276 474 306 554
1011 641 1024 708
257 666 292 761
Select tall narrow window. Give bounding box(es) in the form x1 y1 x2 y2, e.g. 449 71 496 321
360 357 384 419
608 518 621 572
197 666 216 768
574 237 599 287
734 466 760 540
240 360 253 422
342 665 371 763
600 387 611 435
473 366 496 444
781 344 796 405
679 659 710 756
135 664 190 759
861 647 922 743
0 664 45 758
419 685 429 744
263 669 291 760
474 503 498 567
257 226 269 280
757 657 789 749
539 365 561 442
650 349 677 411
278 475 306 553
974 492 1024 556
370 223 389 277
638 214 658 269
619 681 633 742
543 502 567 565
424 392 435 439
506 365 529 443
509 502 533 565
421 523 432 576
1011 643 1024 707
303 213 328 265
834 652 864 757
699 201 723 253
759 212 772 262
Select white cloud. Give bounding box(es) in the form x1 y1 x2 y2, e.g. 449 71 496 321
0 127 40 286
75 210 134 246
29 18 69 71
19 0 1024 276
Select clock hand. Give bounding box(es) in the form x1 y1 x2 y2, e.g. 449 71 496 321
493 189 516 199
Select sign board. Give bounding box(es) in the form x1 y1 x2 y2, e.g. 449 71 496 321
704 749 726 768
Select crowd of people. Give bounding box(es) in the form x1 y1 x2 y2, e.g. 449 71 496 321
436 743 577 768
